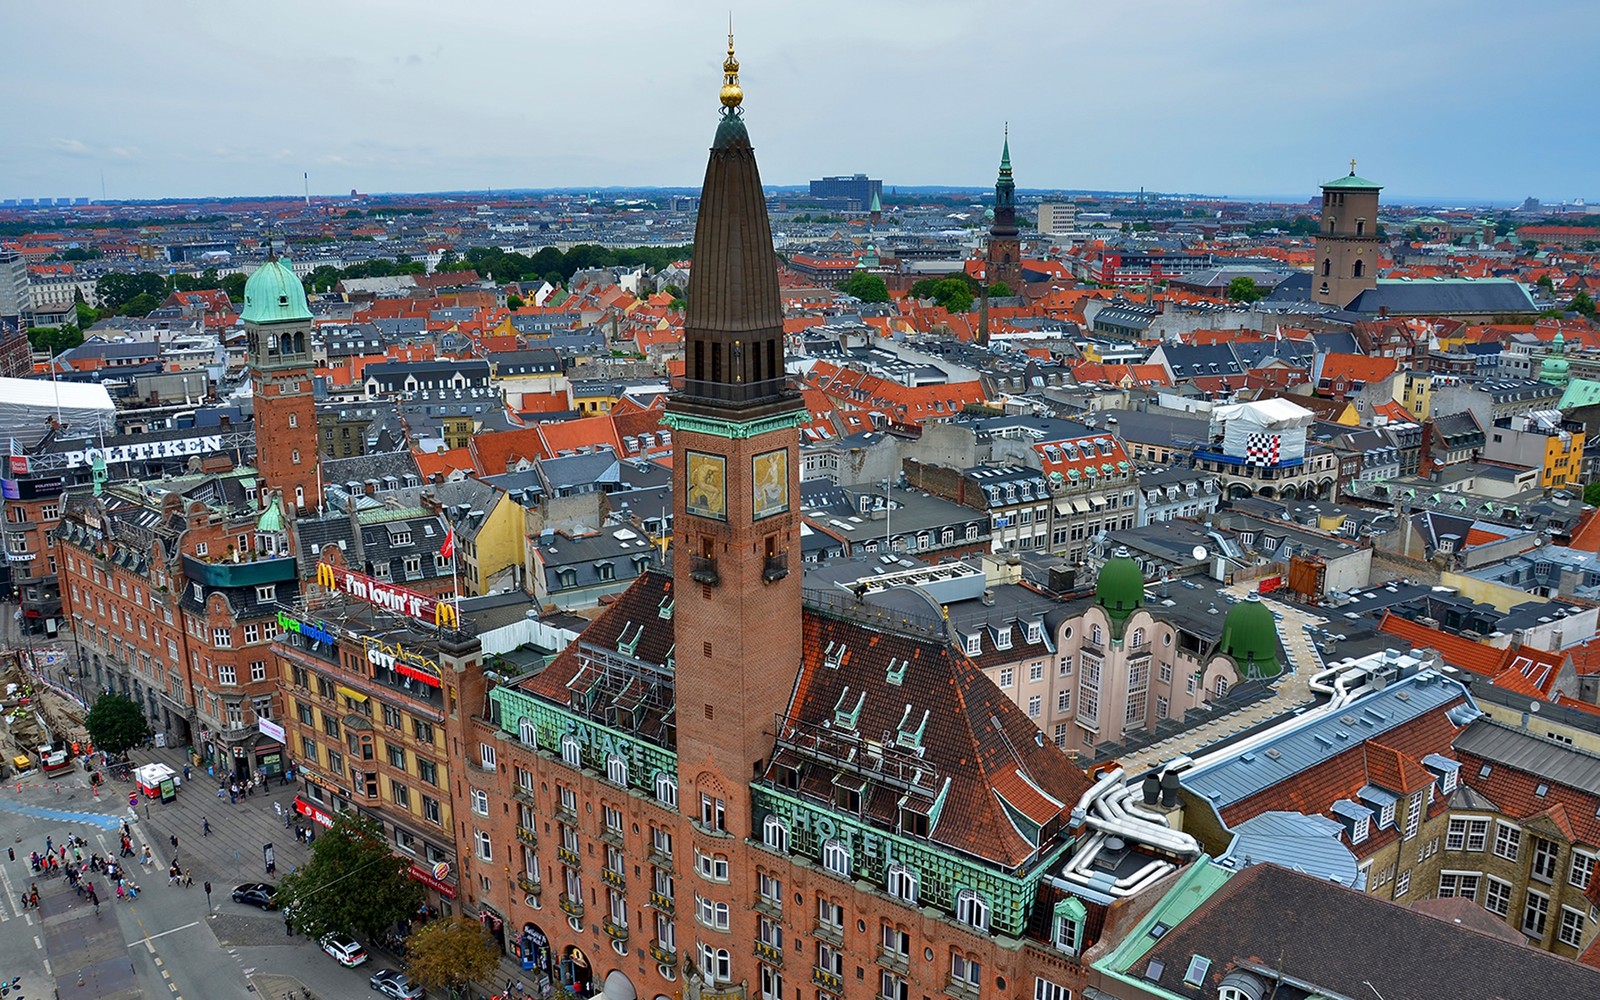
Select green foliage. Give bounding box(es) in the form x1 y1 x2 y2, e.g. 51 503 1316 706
1537 274 1555 293
1585 481 1600 506
406 917 499 992
220 272 247 302
662 283 683 299
1574 290 1597 319
668 298 685 312
95 271 167 313
121 292 162 317
278 813 422 941
169 268 221 294
84 694 151 756
27 325 85 356
74 300 101 331
839 271 889 303
506 294 524 311
59 247 101 261
343 209 365 218
988 282 1013 298
1244 216 1320 238
908 272 981 311
1225 276 1263 303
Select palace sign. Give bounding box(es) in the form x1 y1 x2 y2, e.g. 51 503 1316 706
315 562 459 630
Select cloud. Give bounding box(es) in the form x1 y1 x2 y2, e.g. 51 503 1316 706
51 138 93 157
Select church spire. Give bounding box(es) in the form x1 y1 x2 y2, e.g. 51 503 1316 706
677 34 791 407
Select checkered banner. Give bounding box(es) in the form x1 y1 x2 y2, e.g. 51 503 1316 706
1245 432 1281 467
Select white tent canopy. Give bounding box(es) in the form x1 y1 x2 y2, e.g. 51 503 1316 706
1210 398 1313 464
0 377 115 448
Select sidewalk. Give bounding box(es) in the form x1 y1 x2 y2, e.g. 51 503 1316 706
120 746 312 892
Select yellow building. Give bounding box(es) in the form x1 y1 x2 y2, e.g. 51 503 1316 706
1402 371 1435 419
425 479 524 595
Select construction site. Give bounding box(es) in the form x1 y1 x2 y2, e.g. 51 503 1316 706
0 647 89 779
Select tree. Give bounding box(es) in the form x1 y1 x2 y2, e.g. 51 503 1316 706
120 291 162 317
220 272 248 303
405 917 499 994
74 300 101 331
839 271 889 303
1585 481 1600 507
987 282 1013 298
930 278 973 312
278 813 421 941
1572 290 1597 319
95 271 167 313
1537 274 1556 293
84 694 151 757
1225 276 1263 303
506 294 524 311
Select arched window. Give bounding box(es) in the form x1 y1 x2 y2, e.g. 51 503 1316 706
762 815 790 852
886 864 919 903
1091 624 1103 646
955 889 990 932
1322 258 1331 277
560 734 582 767
1130 627 1145 649
605 754 628 786
1356 219 1366 236
517 717 538 747
1352 259 1365 278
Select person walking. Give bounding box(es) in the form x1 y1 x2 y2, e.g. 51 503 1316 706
183 869 193 888
169 834 178 852
202 817 211 836
285 913 294 936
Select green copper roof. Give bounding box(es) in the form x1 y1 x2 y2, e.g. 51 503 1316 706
1094 550 1144 621
1322 172 1382 190
868 190 881 212
240 258 313 324
1220 593 1280 677
256 494 285 532
1559 378 1600 409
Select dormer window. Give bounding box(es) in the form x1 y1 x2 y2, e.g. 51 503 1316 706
1380 801 1396 829
1026 620 1043 644
1352 816 1370 844
964 634 982 657
1052 898 1087 955
994 626 1013 651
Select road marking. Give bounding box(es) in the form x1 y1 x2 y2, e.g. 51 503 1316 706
127 919 201 946
168 983 178 992
42 958 51 975
33 934 41 949
0 798 123 829
154 956 164 967
0 855 17 919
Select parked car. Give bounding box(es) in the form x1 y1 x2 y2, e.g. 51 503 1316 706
230 882 277 910
368 968 425 999
320 932 369 968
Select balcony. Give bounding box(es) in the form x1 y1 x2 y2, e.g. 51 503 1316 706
601 866 626 890
812 966 845 993
813 921 844 947
648 846 674 870
753 895 781 920
689 555 720 587
513 786 537 808
1127 642 1152 659
602 917 629 942
517 874 542 895
181 553 298 589
554 804 579 825
754 940 783 966
762 553 789 584
944 976 981 1000
876 946 910 974
516 826 538 847
649 889 675 915
648 942 677 967
557 846 582 868
558 894 584 919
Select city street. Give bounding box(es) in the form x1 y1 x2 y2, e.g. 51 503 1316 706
0 749 396 1000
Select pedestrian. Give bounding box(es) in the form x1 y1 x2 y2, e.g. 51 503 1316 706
182 764 190 781
228 784 237 804
45 836 53 855
283 811 291 829
141 845 152 866
6 847 12 862
285 913 294 937
202 817 210 836
169 834 178 851
183 869 193 888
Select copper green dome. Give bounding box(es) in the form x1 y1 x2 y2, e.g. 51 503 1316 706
256 493 285 532
1220 591 1281 677
240 258 312 324
1095 547 1144 620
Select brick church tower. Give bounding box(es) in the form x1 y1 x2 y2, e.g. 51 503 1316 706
662 32 808 840
985 126 1023 291
1313 162 1382 309
243 254 320 514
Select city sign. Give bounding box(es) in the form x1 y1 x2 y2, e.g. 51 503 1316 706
363 636 443 689
315 562 459 630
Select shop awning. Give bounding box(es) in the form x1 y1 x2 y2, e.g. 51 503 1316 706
336 685 368 703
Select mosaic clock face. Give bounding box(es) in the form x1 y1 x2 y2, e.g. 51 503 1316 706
685 451 727 520
752 449 789 520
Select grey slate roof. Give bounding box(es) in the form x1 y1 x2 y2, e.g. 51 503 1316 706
1454 718 1600 796
1345 278 1536 316
1181 671 1471 809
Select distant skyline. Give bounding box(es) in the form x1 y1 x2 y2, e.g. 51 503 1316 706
4 1 1597 206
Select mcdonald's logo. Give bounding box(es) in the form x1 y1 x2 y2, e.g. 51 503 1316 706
316 562 337 590
434 602 460 630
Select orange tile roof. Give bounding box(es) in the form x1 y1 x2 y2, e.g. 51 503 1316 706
1378 613 1504 677
1319 352 1399 386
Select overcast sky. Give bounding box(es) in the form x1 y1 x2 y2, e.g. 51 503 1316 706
5 0 1595 206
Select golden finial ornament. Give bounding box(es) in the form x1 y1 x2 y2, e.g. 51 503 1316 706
1349 158 1357 175
720 17 743 110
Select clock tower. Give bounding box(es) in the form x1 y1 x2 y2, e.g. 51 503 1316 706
243 254 320 514
985 126 1023 292
663 33 807 836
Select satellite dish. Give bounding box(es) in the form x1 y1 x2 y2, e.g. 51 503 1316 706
1192 545 1209 562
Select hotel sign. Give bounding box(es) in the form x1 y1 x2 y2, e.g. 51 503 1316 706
362 636 442 689
316 562 459 630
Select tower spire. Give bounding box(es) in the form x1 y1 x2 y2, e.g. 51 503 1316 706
721 20 742 112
